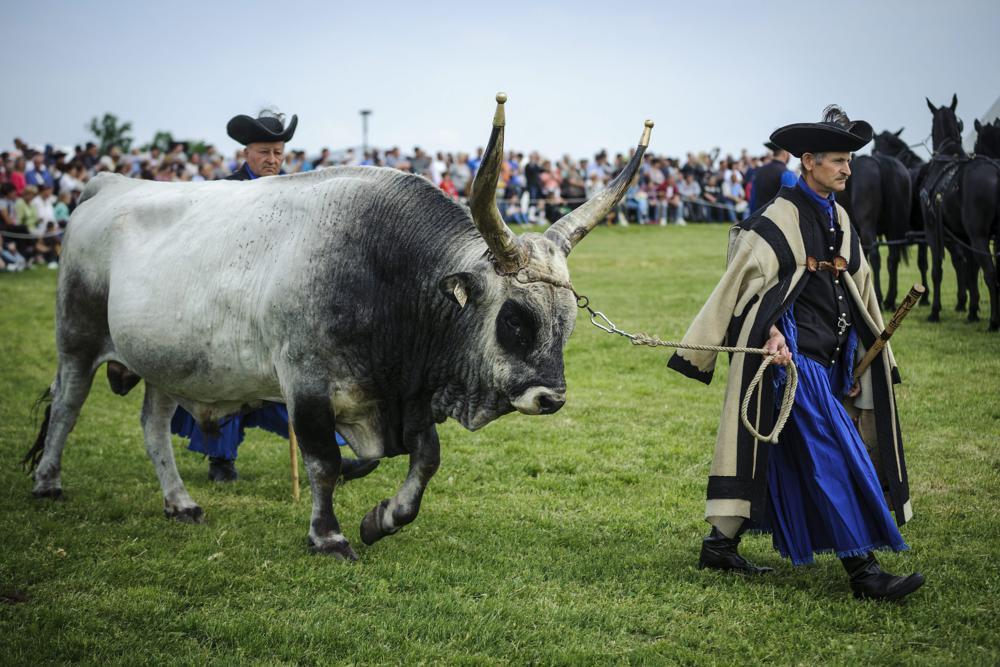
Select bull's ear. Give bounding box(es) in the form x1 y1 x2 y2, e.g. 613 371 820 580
975 119 982 132
439 272 483 309
895 127 904 137
926 97 936 114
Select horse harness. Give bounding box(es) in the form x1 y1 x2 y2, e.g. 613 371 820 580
920 151 1000 257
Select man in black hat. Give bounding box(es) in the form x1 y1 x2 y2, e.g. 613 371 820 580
170 108 380 485
748 141 796 214
667 105 924 602
225 109 298 180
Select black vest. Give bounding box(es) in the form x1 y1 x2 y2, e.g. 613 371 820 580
780 186 855 367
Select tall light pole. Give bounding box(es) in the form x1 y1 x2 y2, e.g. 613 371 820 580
359 109 372 156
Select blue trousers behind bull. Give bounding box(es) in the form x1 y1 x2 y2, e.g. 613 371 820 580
171 404 346 461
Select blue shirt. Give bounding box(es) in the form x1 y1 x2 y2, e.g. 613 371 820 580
796 175 834 226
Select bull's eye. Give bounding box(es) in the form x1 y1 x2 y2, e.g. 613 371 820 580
496 299 536 357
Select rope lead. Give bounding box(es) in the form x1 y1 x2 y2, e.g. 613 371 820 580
581 297 797 444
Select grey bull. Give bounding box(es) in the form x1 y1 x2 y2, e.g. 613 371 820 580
25 95 653 559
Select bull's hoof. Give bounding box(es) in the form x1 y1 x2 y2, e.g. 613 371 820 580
32 487 64 501
360 499 399 546
988 323 999 333
882 301 897 311
967 313 980 323
927 312 940 322
920 295 930 306
307 536 358 561
165 505 204 524
955 303 966 312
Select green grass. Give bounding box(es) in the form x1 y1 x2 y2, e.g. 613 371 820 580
1 224 998 665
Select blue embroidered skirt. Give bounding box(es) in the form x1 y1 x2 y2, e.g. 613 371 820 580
171 404 346 461
759 307 908 565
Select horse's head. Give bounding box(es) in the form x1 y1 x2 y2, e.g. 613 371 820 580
973 118 1000 159
874 128 908 156
926 94 964 155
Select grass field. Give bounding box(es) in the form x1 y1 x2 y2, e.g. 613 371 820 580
1 224 998 665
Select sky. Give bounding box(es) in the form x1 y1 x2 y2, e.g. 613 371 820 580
6 0 1000 161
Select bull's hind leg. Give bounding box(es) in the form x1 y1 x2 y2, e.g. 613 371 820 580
361 425 440 546
290 393 356 560
30 355 97 498
141 384 202 522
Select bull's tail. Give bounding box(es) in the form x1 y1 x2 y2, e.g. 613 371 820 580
22 388 53 473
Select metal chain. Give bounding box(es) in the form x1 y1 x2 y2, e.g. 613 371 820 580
573 291 798 444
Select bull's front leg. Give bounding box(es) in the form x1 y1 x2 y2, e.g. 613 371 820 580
290 394 356 561
361 425 440 546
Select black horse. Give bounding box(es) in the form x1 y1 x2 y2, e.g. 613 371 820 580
974 118 1000 158
838 134 914 310
871 129 934 306
921 95 1000 331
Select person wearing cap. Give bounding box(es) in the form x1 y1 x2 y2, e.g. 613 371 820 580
667 105 923 602
169 109 380 485
748 141 797 214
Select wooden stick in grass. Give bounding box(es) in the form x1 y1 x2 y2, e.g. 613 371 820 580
854 284 925 382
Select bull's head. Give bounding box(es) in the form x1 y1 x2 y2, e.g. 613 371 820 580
439 93 652 429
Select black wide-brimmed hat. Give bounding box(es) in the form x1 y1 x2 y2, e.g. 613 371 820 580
763 141 784 153
769 108 872 158
226 111 298 145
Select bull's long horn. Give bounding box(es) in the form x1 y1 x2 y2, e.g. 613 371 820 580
469 92 526 274
545 120 654 254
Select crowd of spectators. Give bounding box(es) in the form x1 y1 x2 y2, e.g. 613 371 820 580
0 136 792 273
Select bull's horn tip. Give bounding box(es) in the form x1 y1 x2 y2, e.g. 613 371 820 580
640 119 654 146
496 92 507 104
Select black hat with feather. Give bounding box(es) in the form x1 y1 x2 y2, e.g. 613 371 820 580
769 105 872 158
227 108 298 145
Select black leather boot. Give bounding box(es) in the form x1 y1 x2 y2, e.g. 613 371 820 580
340 458 380 482
208 457 238 482
842 552 925 601
698 527 774 574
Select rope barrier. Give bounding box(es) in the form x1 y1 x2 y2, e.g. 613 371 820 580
1 229 64 240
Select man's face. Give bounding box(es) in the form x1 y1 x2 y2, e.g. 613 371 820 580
804 151 851 194
245 141 285 177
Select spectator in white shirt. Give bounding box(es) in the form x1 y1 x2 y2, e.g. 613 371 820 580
58 163 84 195
31 184 57 228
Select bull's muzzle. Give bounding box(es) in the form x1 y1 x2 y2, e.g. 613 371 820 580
511 386 566 415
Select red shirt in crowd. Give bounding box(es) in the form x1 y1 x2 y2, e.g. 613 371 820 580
440 177 459 200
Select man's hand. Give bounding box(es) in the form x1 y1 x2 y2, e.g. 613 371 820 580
847 381 861 398
765 325 793 366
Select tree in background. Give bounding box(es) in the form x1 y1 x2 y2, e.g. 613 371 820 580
144 131 174 154
140 132 210 156
88 113 134 154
